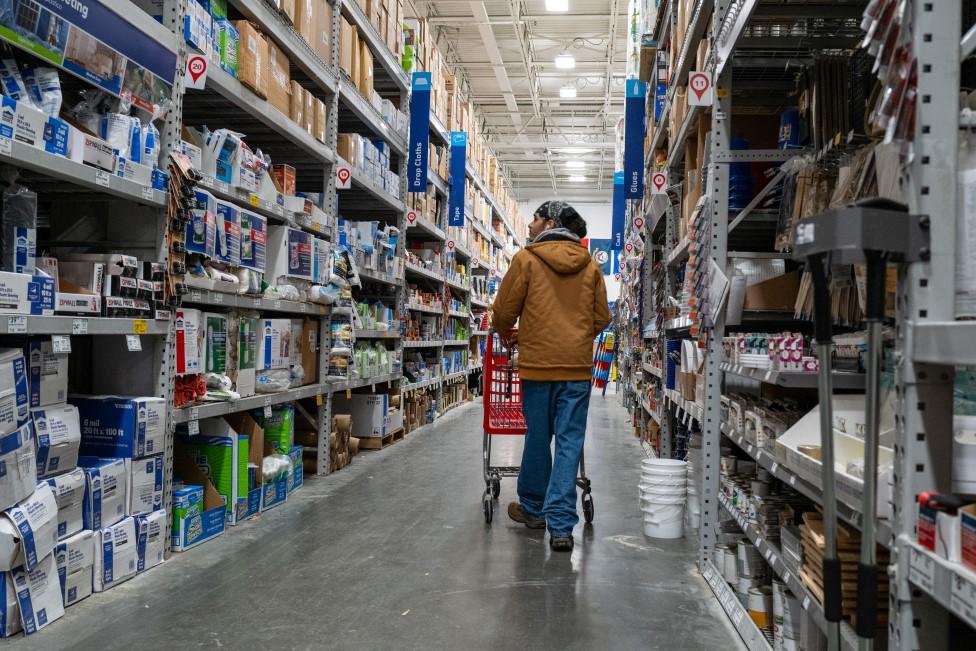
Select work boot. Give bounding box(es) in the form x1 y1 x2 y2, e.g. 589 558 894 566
549 534 574 552
507 502 545 529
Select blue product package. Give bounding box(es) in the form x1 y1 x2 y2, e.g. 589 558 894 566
214 201 241 266
186 189 216 257
74 396 165 459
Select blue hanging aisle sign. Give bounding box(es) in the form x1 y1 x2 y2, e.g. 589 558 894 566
407 72 432 191
448 131 467 227
612 171 625 250
624 79 647 199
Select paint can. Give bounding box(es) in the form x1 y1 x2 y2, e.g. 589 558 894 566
724 544 739 583
714 543 728 573
773 580 801 651
751 479 770 497
748 586 774 632
720 455 737 475
737 541 764 578
736 575 763 608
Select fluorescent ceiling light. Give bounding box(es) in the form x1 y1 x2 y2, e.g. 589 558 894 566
569 175 587 183
545 0 569 11
559 85 577 98
555 52 576 69
565 160 585 169
560 147 592 154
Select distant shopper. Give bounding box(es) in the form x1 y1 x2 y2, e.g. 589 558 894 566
492 201 611 552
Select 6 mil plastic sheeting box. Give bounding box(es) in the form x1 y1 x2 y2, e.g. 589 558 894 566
79 459 128 531
54 529 94 608
9 552 64 634
0 482 58 572
31 404 80 479
46 469 84 540
26 340 67 409
74 396 165 460
93 516 137 592
0 348 29 437
0 422 36 512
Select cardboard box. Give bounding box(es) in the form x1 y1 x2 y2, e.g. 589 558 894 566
229 315 258 398
0 271 55 316
31 404 80 479
313 0 333 63
135 510 165 572
358 41 374 99
743 271 801 312
256 404 293 455
257 318 292 370
46 468 85 540
267 39 292 115
303 88 314 135
266 226 313 282
125 455 164 516
93 516 137 592
234 21 269 98
9 552 64 633
288 445 303 492
0 569 22 637
216 19 239 77
176 308 205 376
299 318 317 386
289 81 305 125
182 419 249 525
74 396 166 459
26 339 68 409
261 472 288 510
294 0 314 44
79 458 128 531
239 210 267 274
214 200 242 266
54 529 94 607
224 412 265 519
333 394 394 438
171 449 226 551
0 423 36 512
0 482 58 571
313 98 327 143
339 17 355 76
275 0 295 23
272 164 297 196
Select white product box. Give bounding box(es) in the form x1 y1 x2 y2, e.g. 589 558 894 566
61 563 92 608
46 467 84 540
289 319 304 369
93 516 137 592
135 510 165 572
0 422 35 512
5 96 69 156
265 225 313 282
54 529 94 576
66 127 116 172
126 455 163 516
115 158 153 186
31 404 80 479
74 396 166 459
0 271 55 316
332 394 396 438
0 571 20 637
0 482 58 571
214 200 241 266
257 318 292 370
176 308 204 375
80 458 127 530
180 140 203 170
10 552 64 634
26 340 68 408
313 237 330 285
0 348 28 436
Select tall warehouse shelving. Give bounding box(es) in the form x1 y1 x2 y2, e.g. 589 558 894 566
0 0 525 639
624 0 976 649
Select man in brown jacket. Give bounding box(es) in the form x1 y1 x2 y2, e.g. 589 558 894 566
492 201 611 551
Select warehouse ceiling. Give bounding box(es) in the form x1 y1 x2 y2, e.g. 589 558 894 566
410 0 628 199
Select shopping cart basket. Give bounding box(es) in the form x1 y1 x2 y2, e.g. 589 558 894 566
482 331 594 524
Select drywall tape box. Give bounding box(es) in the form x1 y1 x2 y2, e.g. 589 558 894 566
46 468 85 540
0 422 36 512
0 482 58 572
54 529 94 607
31 404 80 479
135 510 165 573
93 516 137 592
80 458 127 531
26 340 68 409
10 552 64 634
74 396 165 459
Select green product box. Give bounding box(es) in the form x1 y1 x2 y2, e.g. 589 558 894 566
183 420 249 525
217 19 239 78
254 405 293 454
205 312 228 374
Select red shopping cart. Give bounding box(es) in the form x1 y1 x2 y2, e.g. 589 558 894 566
482 330 594 524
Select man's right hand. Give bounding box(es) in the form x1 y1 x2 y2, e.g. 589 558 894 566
504 331 518 347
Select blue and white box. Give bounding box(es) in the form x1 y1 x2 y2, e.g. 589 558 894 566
31 405 80 480
135 510 164 572
125 455 163 516
187 188 217 258
26 340 68 409
46 468 85 540
261 475 287 511
171 485 225 552
79 459 127 531
0 349 28 437
0 422 36 512
10 552 64 634
214 200 241 266
288 445 303 492
239 209 266 273
74 396 165 459
93 516 137 592
0 570 20 637
0 482 58 572
54 529 93 607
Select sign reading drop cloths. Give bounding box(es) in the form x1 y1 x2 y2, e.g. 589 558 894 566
448 131 467 227
407 72 432 191
624 79 647 199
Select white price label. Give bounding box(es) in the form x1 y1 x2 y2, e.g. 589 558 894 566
950 574 976 629
802 596 811 610
125 334 142 351
142 186 155 201
783 571 791 585
789 475 797 486
95 170 111 187
190 291 202 302
747 444 754 454
765 548 773 562
51 335 71 354
0 137 11 156
771 462 779 473
274 300 282 309
71 319 88 335
6 316 26 333
253 298 263 307
264 405 273 418
909 547 936 594
187 420 200 435
213 292 223 304
756 449 763 461
189 407 199 420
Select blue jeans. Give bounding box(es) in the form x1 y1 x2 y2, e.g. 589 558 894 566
518 380 590 537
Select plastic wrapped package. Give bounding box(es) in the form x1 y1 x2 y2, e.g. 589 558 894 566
0 59 34 106
22 66 61 118
143 122 160 165
1 184 38 274
235 268 262 294
289 364 304 387
264 283 301 301
255 368 290 393
262 454 292 483
307 284 338 305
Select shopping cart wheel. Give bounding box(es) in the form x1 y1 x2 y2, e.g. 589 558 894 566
490 475 501 499
582 494 595 524
483 493 493 524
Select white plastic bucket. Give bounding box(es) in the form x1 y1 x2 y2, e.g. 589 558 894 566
639 483 686 495
639 476 687 489
640 495 686 510
643 505 684 539
641 459 687 477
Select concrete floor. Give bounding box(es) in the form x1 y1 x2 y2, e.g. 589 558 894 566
13 390 744 650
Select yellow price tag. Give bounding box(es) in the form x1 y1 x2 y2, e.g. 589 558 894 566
133 320 147 335
716 88 729 98
315 394 323 406
249 194 260 207
346 389 351 399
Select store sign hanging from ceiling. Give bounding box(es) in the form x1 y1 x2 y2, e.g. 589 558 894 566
623 78 647 199
448 131 467 227
407 72 432 191
611 171 625 250
0 0 176 114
